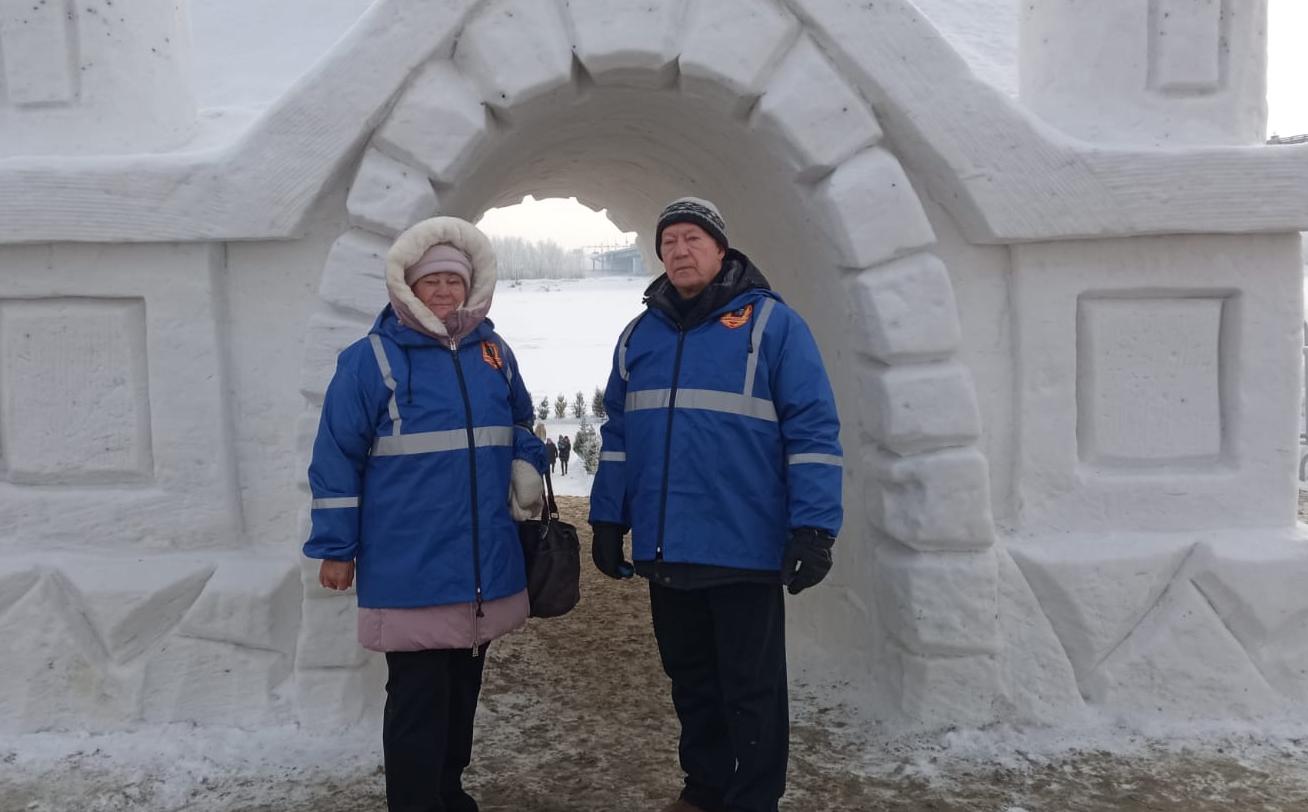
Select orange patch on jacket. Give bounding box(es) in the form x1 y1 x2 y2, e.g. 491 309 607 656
719 303 754 329
481 341 504 369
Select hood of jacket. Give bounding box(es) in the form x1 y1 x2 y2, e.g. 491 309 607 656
643 248 773 328
385 216 497 343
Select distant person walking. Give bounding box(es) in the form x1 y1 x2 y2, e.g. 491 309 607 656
545 437 559 473
558 435 571 475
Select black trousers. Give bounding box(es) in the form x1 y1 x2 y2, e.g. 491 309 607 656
383 646 488 812
649 581 789 812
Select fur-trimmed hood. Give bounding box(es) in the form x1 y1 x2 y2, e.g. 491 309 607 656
385 216 497 342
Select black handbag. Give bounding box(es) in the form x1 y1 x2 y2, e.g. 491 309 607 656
517 470 580 618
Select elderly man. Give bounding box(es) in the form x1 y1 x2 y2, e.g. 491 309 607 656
589 198 843 812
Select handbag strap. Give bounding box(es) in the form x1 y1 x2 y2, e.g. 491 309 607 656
541 469 559 521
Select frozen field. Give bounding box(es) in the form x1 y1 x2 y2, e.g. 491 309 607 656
491 275 652 496
491 275 649 414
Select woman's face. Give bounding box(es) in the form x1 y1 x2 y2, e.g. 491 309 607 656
412 272 467 320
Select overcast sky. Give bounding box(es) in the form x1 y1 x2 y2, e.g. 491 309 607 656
482 1 1306 248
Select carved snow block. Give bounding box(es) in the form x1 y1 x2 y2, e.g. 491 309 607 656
0 298 152 485
810 149 935 269
874 544 999 656
297 594 367 669
1191 539 1308 700
375 61 490 185
1007 536 1192 686
178 560 300 658
567 0 682 87
1078 295 1227 467
845 253 961 364
142 637 290 726
680 0 797 110
318 229 391 317
1084 580 1280 718
860 362 981 455
454 0 573 114
58 557 214 664
1149 0 1224 94
346 149 437 237
0 561 39 617
996 548 1083 722
865 447 994 552
894 647 1001 728
0 577 140 733
295 658 384 733
0 0 77 105
752 37 882 182
300 313 370 402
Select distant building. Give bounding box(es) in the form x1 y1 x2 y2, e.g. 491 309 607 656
589 244 646 276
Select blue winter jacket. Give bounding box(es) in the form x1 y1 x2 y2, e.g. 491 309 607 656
303 307 546 609
589 254 843 571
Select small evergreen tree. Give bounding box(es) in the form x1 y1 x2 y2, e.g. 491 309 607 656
575 416 600 474
573 415 591 457
554 394 568 419
571 391 586 419
537 396 549 421
591 387 606 418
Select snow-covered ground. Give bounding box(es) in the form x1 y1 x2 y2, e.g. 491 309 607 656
527 416 599 498
490 275 648 497
491 275 647 405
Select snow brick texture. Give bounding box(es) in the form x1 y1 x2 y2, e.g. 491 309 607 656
304 0 1000 728
0 0 1306 734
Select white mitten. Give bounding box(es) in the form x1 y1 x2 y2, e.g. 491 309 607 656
509 459 545 521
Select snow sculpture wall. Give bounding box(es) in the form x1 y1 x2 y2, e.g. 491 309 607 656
1020 0 1269 145
0 0 196 157
0 0 1306 734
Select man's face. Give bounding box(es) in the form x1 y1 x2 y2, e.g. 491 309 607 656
660 222 725 299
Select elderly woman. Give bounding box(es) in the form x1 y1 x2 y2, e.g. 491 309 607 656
303 216 545 812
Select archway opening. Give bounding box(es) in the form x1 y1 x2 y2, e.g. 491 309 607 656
475 195 646 495
420 85 878 682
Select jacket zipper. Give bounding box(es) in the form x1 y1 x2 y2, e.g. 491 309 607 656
654 325 687 560
449 337 484 657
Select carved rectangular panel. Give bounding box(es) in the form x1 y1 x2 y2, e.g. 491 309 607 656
0 298 153 484
0 0 78 106
1077 294 1229 468
1149 0 1225 94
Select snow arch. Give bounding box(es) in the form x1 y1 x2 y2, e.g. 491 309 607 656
294 0 997 727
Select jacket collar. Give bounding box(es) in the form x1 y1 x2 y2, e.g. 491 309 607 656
372 306 496 349
643 249 774 329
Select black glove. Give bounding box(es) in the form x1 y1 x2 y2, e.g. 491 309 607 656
591 522 634 579
781 528 834 594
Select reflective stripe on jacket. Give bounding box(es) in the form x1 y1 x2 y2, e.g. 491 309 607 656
589 288 842 571
304 307 545 609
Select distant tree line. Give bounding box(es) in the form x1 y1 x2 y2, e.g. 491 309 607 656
534 388 608 421
491 235 587 280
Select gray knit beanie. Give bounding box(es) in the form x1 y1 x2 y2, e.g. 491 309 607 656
404 243 473 288
655 197 728 259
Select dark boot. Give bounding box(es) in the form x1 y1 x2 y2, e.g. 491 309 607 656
441 787 478 812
